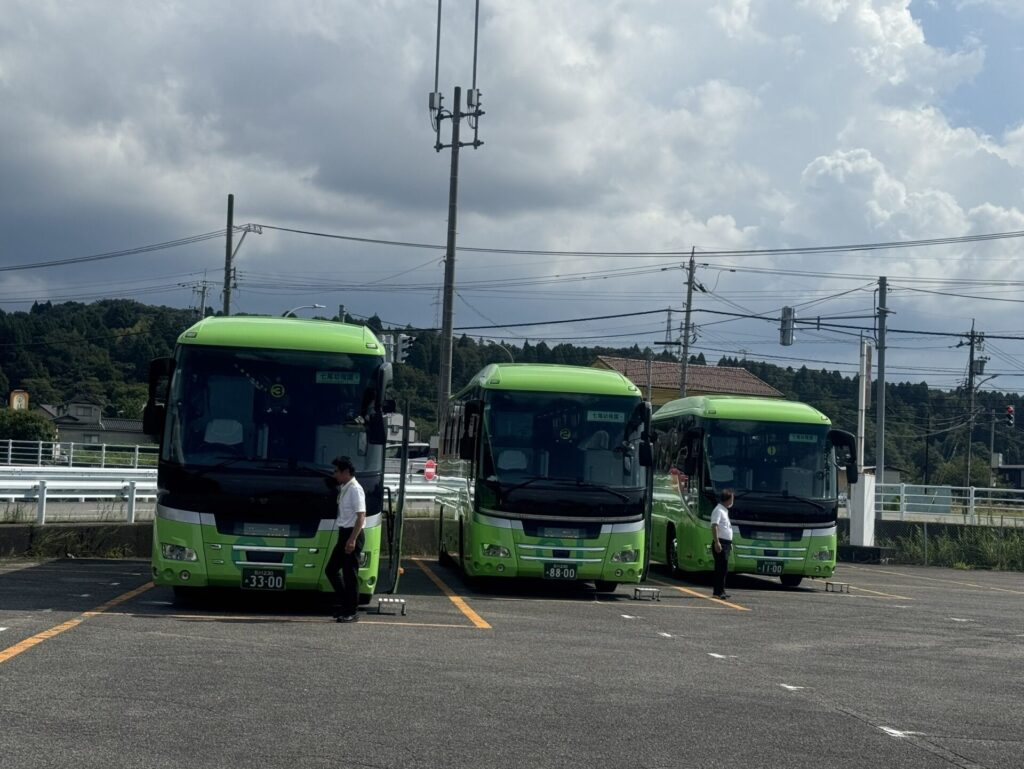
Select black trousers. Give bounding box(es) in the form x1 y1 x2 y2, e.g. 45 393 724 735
713 540 732 596
326 527 364 615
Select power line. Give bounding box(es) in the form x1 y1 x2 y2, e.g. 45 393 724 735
0 230 232 273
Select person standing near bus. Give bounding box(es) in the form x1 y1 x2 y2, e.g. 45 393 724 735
327 456 366 623
711 489 734 600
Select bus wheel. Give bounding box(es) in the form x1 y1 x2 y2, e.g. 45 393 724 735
594 580 617 593
780 575 803 588
666 527 680 574
437 515 453 567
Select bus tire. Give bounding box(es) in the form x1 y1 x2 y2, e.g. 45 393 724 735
437 514 453 567
666 526 680 574
780 575 803 588
594 580 617 593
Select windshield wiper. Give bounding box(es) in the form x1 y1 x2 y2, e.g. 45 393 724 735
569 480 630 502
736 489 827 511
501 476 631 502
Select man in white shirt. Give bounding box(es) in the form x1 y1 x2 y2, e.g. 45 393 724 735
326 456 366 623
711 488 735 600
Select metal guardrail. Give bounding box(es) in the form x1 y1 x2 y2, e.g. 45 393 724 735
0 465 438 525
876 483 1024 527
1 439 159 468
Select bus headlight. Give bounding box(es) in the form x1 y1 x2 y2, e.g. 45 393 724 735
482 544 510 558
611 549 639 563
358 551 370 568
161 544 198 562
812 549 834 561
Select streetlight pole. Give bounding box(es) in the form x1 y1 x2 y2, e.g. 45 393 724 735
282 303 325 318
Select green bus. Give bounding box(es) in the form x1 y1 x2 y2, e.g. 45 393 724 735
143 316 405 603
436 363 654 590
650 396 857 587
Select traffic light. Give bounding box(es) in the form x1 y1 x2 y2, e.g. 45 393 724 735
397 334 416 363
1007 405 1015 428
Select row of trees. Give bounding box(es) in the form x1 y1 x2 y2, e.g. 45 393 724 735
0 300 1020 485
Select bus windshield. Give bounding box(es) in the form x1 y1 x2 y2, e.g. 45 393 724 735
482 391 645 490
705 420 834 500
162 345 385 474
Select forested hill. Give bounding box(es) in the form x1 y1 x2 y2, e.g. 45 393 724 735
1 299 1020 484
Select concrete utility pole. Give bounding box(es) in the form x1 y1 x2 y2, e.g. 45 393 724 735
679 248 696 397
874 276 887 500
990 409 996 488
857 338 873 473
430 0 485 423
223 193 234 316
966 320 977 488
436 86 463 421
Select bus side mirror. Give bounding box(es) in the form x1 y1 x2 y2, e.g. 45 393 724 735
828 429 858 485
367 413 387 445
382 398 397 414
143 357 174 439
639 442 654 468
142 404 165 438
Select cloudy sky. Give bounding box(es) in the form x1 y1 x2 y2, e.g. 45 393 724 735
2 0 1023 393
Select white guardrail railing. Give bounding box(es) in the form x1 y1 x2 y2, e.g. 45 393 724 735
875 483 1024 528
0 464 438 525
1 439 159 468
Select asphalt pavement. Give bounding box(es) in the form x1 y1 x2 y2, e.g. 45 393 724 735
1 557 1022 768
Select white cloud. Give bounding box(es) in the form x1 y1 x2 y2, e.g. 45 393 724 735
1 1 1023 385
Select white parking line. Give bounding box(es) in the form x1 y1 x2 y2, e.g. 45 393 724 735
707 652 738 659
658 632 673 638
879 726 924 738
779 684 804 691
620 614 637 619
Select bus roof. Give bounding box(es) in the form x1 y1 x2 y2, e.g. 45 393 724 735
457 363 641 398
176 317 385 356
653 395 830 426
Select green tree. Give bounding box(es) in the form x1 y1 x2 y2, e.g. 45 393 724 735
0 409 57 441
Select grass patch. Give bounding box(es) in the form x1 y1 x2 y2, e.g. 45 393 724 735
880 525 1024 571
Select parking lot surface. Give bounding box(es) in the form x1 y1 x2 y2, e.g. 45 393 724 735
1 557 1022 768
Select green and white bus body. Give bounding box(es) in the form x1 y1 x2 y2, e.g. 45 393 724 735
143 317 403 603
650 396 857 588
436 364 654 590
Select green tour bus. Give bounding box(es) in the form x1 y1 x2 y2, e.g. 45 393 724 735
650 395 857 587
143 316 405 603
436 363 654 591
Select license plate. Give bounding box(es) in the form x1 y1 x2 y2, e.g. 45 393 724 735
543 563 577 580
241 568 286 591
756 560 784 576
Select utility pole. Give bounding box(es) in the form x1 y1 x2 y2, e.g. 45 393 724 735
436 86 463 421
857 338 873 473
665 309 673 347
223 193 234 316
679 248 696 397
874 276 887 499
989 409 996 488
429 0 485 423
966 320 976 488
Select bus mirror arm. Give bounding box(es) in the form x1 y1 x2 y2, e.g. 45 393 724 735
639 442 654 468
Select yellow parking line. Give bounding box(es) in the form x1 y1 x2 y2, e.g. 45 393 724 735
648 579 750 612
411 558 492 629
0 582 154 665
129 614 473 629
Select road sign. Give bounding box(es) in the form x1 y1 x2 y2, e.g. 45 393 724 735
423 459 436 481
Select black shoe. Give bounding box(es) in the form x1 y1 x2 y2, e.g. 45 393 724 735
336 613 359 623
720 593 731 600
331 606 343 619
713 593 730 600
